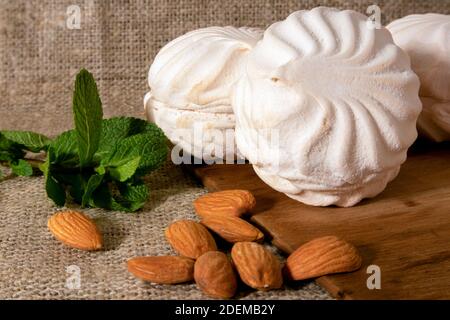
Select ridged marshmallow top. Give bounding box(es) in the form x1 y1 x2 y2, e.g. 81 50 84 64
388 14 450 101
233 7 422 207
388 14 450 141
148 26 263 113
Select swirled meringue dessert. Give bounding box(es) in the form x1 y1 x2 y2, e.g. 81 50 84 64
232 7 422 207
388 14 450 142
145 26 262 161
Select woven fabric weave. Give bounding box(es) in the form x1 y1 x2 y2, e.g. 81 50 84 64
0 0 448 299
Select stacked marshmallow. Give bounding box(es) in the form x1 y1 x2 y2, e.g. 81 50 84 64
146 7 427 207
145 26 262 161
387 14 450 142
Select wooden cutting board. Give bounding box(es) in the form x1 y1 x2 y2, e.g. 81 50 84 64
189 142 450 300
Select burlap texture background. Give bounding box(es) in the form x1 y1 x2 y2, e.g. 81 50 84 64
0 0 449 300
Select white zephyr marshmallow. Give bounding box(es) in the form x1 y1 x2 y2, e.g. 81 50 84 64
145 26 263 160
232 7 422 207
387 14 450 142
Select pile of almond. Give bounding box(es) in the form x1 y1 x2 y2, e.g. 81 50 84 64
47 189 362 299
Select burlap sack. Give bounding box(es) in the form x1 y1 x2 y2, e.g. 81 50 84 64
0 0 448 299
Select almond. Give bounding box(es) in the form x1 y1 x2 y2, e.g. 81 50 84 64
194 251 237 299
127 256 194 284
231 242 283 291
193 190 256 218
47 210 102 251
284 236 362 281
201 216 264 243
165 220 217 259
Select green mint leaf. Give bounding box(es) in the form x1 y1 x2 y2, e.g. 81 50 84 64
102 131 167 176
0 132 14 150
117 180 149 211
89 182 114 209
140 121 168 136
49 130 79 166
98 119 159 168
96 117 150 157
39 158 49 176
55 173 85 203
1 131 51 152
133 133 168 175
110 179 149 212
89 182 130 212
82 173 104 207
46 175 66 207
73 69 103 167
0 150 19 162
95 165 106 175
89 179 148 212
95 117 168 159
108 156 141 182
100 141 136 168
41 152 66 207
10 159 33 176
110 200 134 213
0 133 25 161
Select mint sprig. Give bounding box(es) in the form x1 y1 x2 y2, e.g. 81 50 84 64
1 131 50 152
0 69 168 212
73 69 103 168
0 131 41 177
